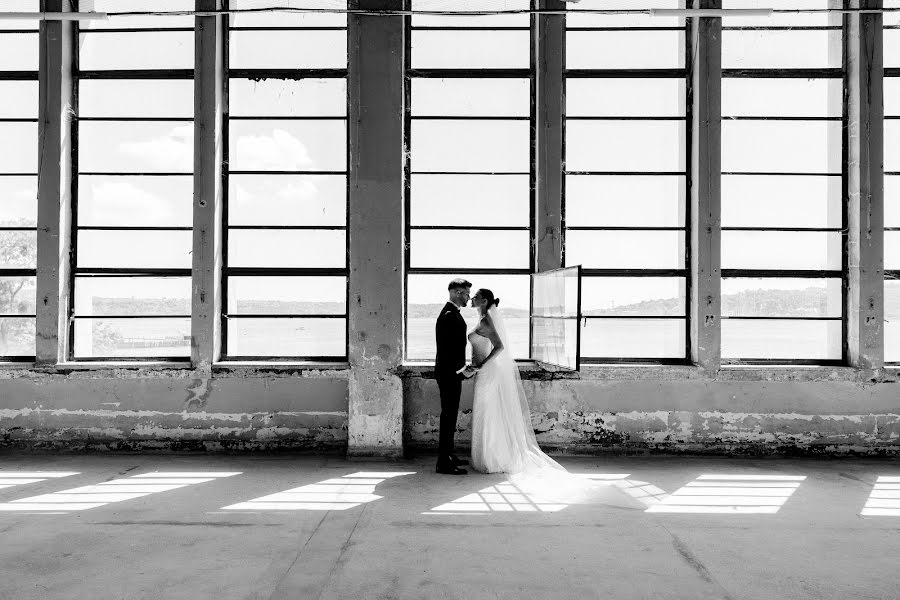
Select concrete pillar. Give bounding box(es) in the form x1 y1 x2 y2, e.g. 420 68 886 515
35 0 75 365
534 0 565 272
346 0 405 457
689 0 721 372
190 0 226 368
845 0 884 369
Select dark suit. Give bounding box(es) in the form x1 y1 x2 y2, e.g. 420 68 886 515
435 301 466 461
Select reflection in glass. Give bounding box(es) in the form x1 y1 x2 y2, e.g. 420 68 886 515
533 268 579 318
566 230 684 270
74 277 191 316
227 276 347 314
410 230 529 269
73 318 190 358
565 175 685 227
581 277 685 316
581 318 685 359
721 319 841 360
228 230 346 269
228 175 346 226
722 278 841 318
77 230 192 269
227 318 346 357
411 175 529 227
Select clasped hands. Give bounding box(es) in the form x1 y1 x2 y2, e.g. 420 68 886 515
461 363 481 379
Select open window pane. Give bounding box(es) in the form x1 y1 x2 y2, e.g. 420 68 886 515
79 80 193 118
721 319 841 361
230 30 347 69
410 230 529 269
78 32 194 70
566 78 685 117
0 231 36 269
722 121 841 174
411 31 530 69
722 175 841 228
74 278 191 317
411 78 530 117
78 176 192 227
228 175 346 226
581 277 685 316
722 231 840 271
566 231 685 270
227 276 347 315
411 120 530 173
581 318 685 359
226 318 346 357
0 177 37 226
0 318 35 356
0 124 37 173
229 79 347 117
722 78 842 118
0 276 36 314
78 122 194 174
565 175 685 227
722 278 842 318
722 30 841 69
228 230 346 269
228 120 346 172
410 175 529 227
73 318 190 358
566 121 686 173
0 81 37 118
76 231 192 269
566 31 685 70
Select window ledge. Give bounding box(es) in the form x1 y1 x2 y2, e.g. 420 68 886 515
213 361 350 372
52 361 193 371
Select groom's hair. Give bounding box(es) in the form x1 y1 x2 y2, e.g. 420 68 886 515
448 278 472 291
477 288 500 308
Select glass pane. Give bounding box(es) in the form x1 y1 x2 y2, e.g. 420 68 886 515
0 123 37 173
565 230 685 269
227 276 347 315
0 176 37 226
407 273 529 360
0 0 38 31
78 176 192 227
0 81 37 118
887 0 900 28
228 120 346 172
723 121 842 174
411 174 529 227
722 175 841 228
0 230 36 268
228 174 346 226
565 31 685 70
228 230 346 268
73 318 190 358
565 175 685 227
722 78 842 118
532 268 579 317
887 120 900 172
229 79 347 117
230 0 347 28
0 34 38 71
226 318 346 357
567 79 685 117
229 30 347 69
565 0 683 28
410 230 529 269
887 176 900 228
82 0 195 29
721 319 841 360
722 30 842 69
78 122 194 174
411 120 530 173
79 32 194 70
581 318 685 359
532 318 578 370
581 277 685 316
412 79 529 117
412 0 530 27
887 31 900 69
885 279 900 362
0 276 36 314
722 278 842 318
885 231 900 270
566 121 686 173
77 230 192 269
79 80 193 118
722 231 841 270
0 317 35 356
74 277 191 316
722 0 837 27
887 78 900 117
411 31 530 69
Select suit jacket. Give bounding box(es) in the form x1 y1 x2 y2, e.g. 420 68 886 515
435 301 467 381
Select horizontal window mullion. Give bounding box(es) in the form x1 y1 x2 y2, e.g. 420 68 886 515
228 26 347 31
77 70 195 79
722 116 841 121
407 267 532 275
410 115 530 120
224 314 346 319
0 118 37 123
228 69 347 79
0 29 37 34
565 170 686 176
722 26 841 31
722 316 841 321
0 72 38 80
409 170 530 176
78 172 194 177
722 269 840 278
566 116 685 121
78 28 195 33
76 117 194 122
74 269 191 276
410 225 528 231
567 226 685 231
722 171 841 177
0 355 35 362
226 170 347 175
722 227 843 232
71 357 189 363
76 226 193 231
228 115 346 121
221 355 346 362
0 226 37 231
0 314 35 318
71 314 191 319
722 69 842 78
228 225 346 231
583 315 686 320
564 69 686 78
407 69 531 78
409 26 529 31
224 267 348 276
0 269 35 276
579 358 691 366
0 172 37 177
564 26 685 32
578 269 689 277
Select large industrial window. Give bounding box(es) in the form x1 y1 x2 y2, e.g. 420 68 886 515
720 1 843 364
564 1 688 362
885 0 900 362
405 0 533 361
225 0 348 360
74 1 195 360
0 1 38 360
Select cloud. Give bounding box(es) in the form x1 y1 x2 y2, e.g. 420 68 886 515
119 124 193 172
235 129 313 171
83 179 186 226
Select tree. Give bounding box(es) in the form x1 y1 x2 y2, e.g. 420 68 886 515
0 218 36 356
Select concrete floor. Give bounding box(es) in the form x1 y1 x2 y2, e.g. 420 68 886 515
0 453 898 600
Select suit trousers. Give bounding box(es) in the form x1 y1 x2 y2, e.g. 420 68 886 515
436 375 462 458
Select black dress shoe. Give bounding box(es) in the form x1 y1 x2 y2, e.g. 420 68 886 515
436 465 467 475
450 455 469 467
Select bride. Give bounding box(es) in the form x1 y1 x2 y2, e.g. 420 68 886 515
466 288 643 508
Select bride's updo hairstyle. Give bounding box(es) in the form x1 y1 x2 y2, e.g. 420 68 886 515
477 288 500 308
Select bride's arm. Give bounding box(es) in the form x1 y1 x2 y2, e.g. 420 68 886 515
473 314 504 369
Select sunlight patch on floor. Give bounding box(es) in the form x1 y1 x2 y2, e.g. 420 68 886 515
645 474 806 514
0 472 80 490
0 472 240 513
220 471 415 511
861 476 900 516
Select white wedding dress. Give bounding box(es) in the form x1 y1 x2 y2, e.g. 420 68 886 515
469 307 643 508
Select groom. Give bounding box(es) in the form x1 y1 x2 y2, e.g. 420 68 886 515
434 278 473 475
